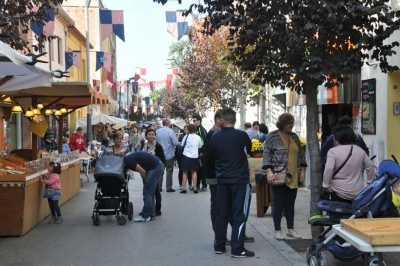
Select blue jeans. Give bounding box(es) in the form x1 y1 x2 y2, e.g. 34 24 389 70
141 162 164 219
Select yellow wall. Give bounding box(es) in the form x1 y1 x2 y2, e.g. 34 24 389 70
387 72 400 158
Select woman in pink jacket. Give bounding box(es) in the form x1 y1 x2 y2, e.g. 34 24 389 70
41 162 63 224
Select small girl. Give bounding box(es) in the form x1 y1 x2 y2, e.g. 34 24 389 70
392 179 400 215
41 162 63 224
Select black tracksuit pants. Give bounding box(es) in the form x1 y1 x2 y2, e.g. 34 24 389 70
214 183 251 254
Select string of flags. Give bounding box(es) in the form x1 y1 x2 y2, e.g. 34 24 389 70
100 10 125 42
30 7 55 37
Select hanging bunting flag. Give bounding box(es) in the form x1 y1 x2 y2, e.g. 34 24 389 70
166 10 189 41
134 73 140 82
144 97 150 106
30 7 55 36
65 50 81 71
149 81 155 92
101 66 107 83
100 10 125 42
107 66 116 92
93 79 101 92
132 82 139 94
96 51 112 71
134 67 147 82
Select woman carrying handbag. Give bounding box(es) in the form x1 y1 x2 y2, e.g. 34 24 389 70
262 113 307 240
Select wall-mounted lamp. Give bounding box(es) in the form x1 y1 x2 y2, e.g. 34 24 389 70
24 108 34 117
11 105 23 113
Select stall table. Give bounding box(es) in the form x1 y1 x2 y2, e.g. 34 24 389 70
0 159 81 236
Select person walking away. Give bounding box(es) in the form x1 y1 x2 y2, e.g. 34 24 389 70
156 118 180 192
210 108 254 258
180 124 202 194
130 127 141 152
323 125 376 203
142 128 165 218
193 115 208 192
258 123 269 142
321 112 337 145
123 152 164 222
177 125 192 190
41 162 63 224
43 124 56 151
69 127 88 154
321 116 369 165
263 113 307 240
244 122 259 140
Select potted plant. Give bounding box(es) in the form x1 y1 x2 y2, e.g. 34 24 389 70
251 140 264 158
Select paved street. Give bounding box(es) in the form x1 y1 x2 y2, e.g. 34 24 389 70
0 166 306 266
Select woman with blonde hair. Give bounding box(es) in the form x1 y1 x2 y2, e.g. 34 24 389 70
262 113 307 240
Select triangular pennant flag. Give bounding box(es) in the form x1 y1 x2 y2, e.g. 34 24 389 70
93 79 101 92
166 10 189 41
65 51 81 71
101 66 107 83
132 82 138 94
107 66 116 92
149 81 155 92
30 7 55 37
103 52 112 72
100 10 125 42
134 67 147 82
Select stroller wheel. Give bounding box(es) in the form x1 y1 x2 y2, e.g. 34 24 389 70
369 257 386 266
128 202 134 221
93 217 100 226
117 216 126 225
310 255 327 266
306 247 312 265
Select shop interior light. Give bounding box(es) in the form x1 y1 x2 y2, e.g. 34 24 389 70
32 108 40 115
44 109 53 115
60 107 67 113
54 110 62 116
37 101 43 109
11 105 23 113
24 108 34 117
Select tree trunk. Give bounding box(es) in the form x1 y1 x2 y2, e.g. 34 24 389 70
304 79 324 238
260 85 266 123
239 85 246 129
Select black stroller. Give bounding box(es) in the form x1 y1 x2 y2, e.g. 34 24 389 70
307 159 400 266
91 155 133 226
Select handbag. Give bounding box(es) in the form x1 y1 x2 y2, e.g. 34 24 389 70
255 171 268 185
269 136 292 186
176 135 189 161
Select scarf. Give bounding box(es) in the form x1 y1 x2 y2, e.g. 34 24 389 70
143 142 156 155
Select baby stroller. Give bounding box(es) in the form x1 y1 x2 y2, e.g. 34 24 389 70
91 155 134 226
307 159 400 266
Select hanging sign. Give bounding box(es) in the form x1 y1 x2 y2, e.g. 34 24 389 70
361 78 376 134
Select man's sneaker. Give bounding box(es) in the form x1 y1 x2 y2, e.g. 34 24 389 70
48 216 55 224
54 217 63 224
200 186 207 192
231 248 255 258
244 235 255 242
214 249 226 254
134 215 150 222
166 188 176 192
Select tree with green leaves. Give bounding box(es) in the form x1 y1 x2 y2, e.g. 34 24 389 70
0 1 63 51
155 0 400 238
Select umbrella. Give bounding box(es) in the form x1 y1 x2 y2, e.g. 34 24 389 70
76 114 127 132
0 40 67 93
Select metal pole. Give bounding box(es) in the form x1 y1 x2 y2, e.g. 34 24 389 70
16 113 22 149
85 0 92 142
126 80 129 120
118 82 122 118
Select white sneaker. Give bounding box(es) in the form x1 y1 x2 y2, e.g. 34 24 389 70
133 215 150 222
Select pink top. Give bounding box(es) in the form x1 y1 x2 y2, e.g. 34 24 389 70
44 173 61 190
323 144 376 200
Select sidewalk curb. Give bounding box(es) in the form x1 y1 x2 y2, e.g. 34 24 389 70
248 215 308 266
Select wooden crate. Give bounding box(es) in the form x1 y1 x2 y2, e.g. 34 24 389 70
341 218 400 246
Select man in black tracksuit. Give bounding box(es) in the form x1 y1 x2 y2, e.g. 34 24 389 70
193 115 208 191
210 108 254 258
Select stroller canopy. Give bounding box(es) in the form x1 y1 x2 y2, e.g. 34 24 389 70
94 155 125 182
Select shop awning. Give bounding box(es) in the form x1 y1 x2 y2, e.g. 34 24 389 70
11 81 108 110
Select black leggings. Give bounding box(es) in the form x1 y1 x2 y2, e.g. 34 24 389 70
271 185 297 231
48 199 61 217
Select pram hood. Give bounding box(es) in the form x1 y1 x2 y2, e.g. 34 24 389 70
378 159 400 177
94 155 125 182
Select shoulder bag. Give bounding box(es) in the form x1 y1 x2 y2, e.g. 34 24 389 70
176 135 189 161
269 136 292 186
